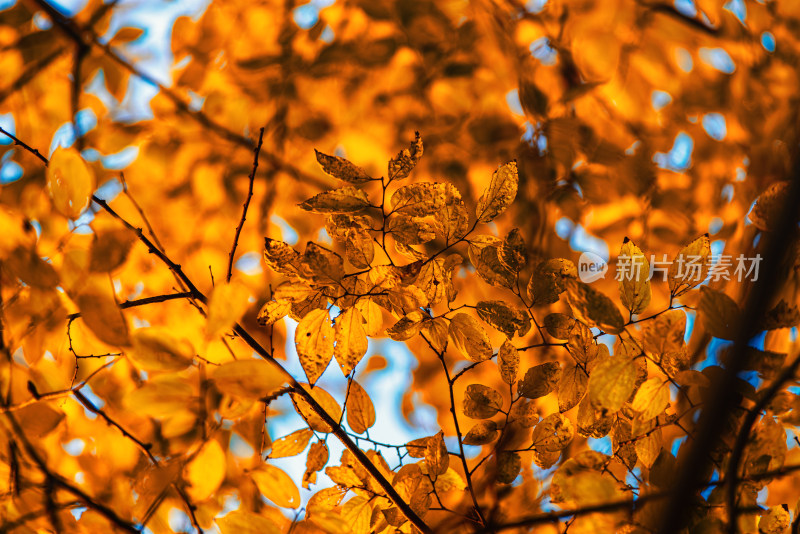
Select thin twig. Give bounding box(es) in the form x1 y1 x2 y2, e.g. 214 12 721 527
227 127 265 282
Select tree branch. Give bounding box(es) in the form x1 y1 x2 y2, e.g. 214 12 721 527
227 127 265 282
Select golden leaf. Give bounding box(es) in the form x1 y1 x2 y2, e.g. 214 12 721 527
748 181 790 232
46 147 94 219
448 313 493 362
476 161 518 223
558 364 589 413
183 439 226 502
566 280 625 334
668 234 711 295
422 316 449 353
390 182 448 216
531 413 574 452
257 299 292 326
476 300 531 338
299 186 371 213
588 356 636 413
544 313 577 340
354 298 383 336
475 243 515 288
315 149 372 183
425 430 449 476
496 451 521 484
334 307 368 375
345 227 374 268
463 384 503 419
129 327 194 372
498 339 519 385
269 428 313 458
263 238 301 275
527 258 577 305
388 131 423 181
303 441 329 489
758 505 792 534
387 213 436 245
386 310 425 341
519 362 561 399
631 377 670 420
206 279 251 338
299 242 345 284
272 280 314 302
212 359 286 399
75 285 130 347
342 496 372 534
406 436 431 458
643 309 686 358
89 228 135 272
346 380 375 434
296 308 334 385
435 184 469 242
216 511 280 534
253 464 301 508
463 420 499 445
618 238 651 315
291 384 342 433
499 228 527 272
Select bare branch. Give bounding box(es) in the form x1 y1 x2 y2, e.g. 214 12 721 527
227 127 265 282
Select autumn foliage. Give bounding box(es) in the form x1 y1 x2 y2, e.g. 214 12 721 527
1 0 800 533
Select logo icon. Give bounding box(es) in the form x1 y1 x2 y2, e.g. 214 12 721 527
578 251 608 283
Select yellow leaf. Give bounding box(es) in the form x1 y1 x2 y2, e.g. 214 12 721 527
463 420 499 445
566 280 625 334
588 356 636 413
499 228 527 272
296 308 334 385
386 310 425 341
435 184 469 242
299 186 370 213
269 428 313 458
519 362 561 399
75 285 130 347
618 238 651 315
299 242 345 284
291 384 342 433
434 468 466 493
346 380 375 434
631 377 671 420
354 298 383 336
344 227 374 268
129 327 194 372
668 234 710 295
476 161 518 223
272 280 314 302
476 300 531 338
206 280 251 338
110 27 144 45
532 413 574 452
387 213 436 245
253 464 300 508
216 511 280 534
463 384 503 419
342 496 372 534
390 182 449 216
758 505 792 534
307 486 347 515
46 147 94 219
388 131 423 181
544 313 576 340
698 286 741 340
643 309 686 358
558 364 589 413
334 307 368 375
315 149 372 184
303 441 329 488
497 339 519 385
263 238 301 275
448 313 493 362
474 243 515 288
527 258 577 305
406 436 431 458
212 359 286 399
183 439 226 502
748 181 790 232
257 299 292 326
89 228 135 272
425 430 449 476
496 451 521 484
634 425 662 468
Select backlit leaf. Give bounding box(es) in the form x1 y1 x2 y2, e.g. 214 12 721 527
668 234 711 295
463 420 499 445
448 313 493 362
296 308 334 385
519 362 561 399
212 359 286 399
425 430 449 476
253 464 301 508
476 161 518 223
315 150 372 184
476 300 531 338
698 286 741 340
269 429 313 458
463 384 503 419
257 299 292 326
496 451 521 484
291 384 342 433
346 380 375 434
558 364 589 413
183 439 226 502
206 280 251 337
498 339 519 385
334 307 368 375
129 327 194 371
588 356 636 413
631 377 670 420
618 238 651 315
46 147 93 219
299 186 370 213
345 227 374 268
532 413 574 452
388 131 423 181
566 280 625 334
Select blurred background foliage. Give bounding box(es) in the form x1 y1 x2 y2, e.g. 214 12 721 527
1 0 800 532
